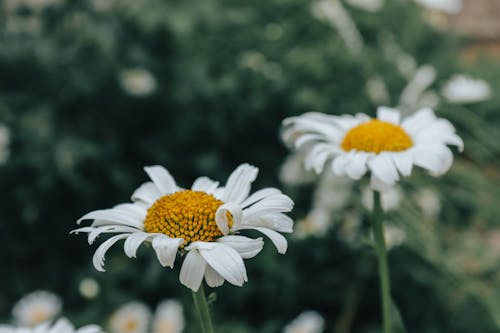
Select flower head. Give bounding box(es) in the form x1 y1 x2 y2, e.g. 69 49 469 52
73 164 293 291
441 74 491 104
109 302 151 333
0 318 101 333
12 291 61 327
282 107 463 191
119 68 157 97
152 300 184 333
283 311 325 333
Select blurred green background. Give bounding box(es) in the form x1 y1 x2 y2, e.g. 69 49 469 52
2 0 500 332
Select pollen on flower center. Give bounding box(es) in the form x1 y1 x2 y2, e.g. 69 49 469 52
340 119 413 153
144 190 232 247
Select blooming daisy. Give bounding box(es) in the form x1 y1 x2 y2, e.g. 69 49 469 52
109 302 151 333
282 107 463 191
152 300 184 333
12 291 61 327
283 311 325 333
73 163 293 291
0 318 102 333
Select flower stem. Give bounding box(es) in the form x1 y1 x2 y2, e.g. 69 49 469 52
372 191 392 333
192 284 215 333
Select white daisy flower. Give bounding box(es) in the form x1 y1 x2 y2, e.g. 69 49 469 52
0 318 102 333
441 74 491 104
12 291 62 327
73 163 294 291
346 0 384 12
109 302 151 333
282 107 463 192
152 300 184 333
414 188 441 218
119 68 157 97
283 311 325 333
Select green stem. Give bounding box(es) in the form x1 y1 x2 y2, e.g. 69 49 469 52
372 191 392 333
192 284 215 333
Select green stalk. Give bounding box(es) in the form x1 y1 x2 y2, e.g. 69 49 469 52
372 191 392 333
192 284 215 333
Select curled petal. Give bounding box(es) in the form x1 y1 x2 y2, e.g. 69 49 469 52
92 234 129 272
152 235 183 268
179 250 207 292
144 165 178 195
215 203 242 234
222 164 258 203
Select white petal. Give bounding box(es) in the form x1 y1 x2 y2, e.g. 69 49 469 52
92 234 129 272
217 235 264 259
78 208 143 229
72 225 139 244
370 174 393 192
411 146 444 175
144 165 178 195
345 152 368 180
367 153 399 186
152 235 183 268
51 318 75 333
131 181 162 204
215 202 242 235
191 177 220 194
179 250 207 291
401 108 436 135
248 213 294 233
332 151 355 176
204 265 225 288
124 232 151 258
377 106 401 124
222 164 259 203
391 151 413 176
235 226 288 254
76 325 103 333
242 193 294 221
189 242 247 287
240 188 281 208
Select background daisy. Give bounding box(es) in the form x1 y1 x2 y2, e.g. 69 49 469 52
12 291 61 327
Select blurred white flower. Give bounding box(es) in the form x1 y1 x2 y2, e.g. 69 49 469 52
379 33 417 80
119 68 157 97
280 151 316 186
366 76 390 105
78 278 100 299
414 188 441 218
152 300 184 333
0 124 10 165
347 0 384 12
0 318 102 333
295 173 352 238
362 186 402 212
12 291 62 327
283 311 325 333
109 302 151 333
414 0 463 15
399 65 437 113
441 75 491 104
373 223 406 250
311 0 364 54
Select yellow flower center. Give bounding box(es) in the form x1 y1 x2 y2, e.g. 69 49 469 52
340 119 413 153
144 190 232 247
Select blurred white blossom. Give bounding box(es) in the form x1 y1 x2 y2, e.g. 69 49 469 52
109 302 151 333
12 291 61 327
0 318 102 333
311 0 364 54
362 187 402 212
441 74 491 104
366 76 390 105
0 125 10 165
347 0 384 12
380 223 406 250
380 33 417 79
280 151 316 186
284 311 325 333
415 188 441 218
119 68 157 97
78 278 100 300
399 65 438 113
152 300 184 333
414 0 463 15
